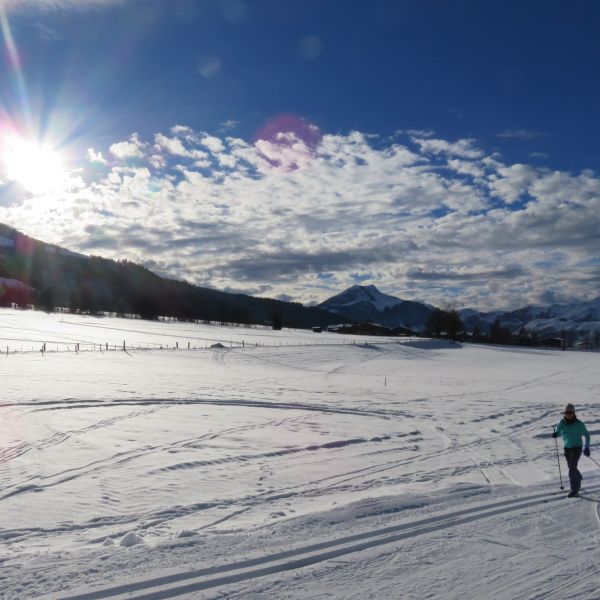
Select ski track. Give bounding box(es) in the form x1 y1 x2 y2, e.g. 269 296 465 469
0 404 169 466
49 485 600 600
6 405 553 513
0 397 569 548
1 395 403 420
0 412 318 504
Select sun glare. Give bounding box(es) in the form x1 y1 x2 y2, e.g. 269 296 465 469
2 134 67 195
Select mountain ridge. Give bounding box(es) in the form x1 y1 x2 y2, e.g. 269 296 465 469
458 296 600 336
318 284 600 336
2 222 598 337
0 223 348 329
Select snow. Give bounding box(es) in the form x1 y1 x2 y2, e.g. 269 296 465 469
460 297 600 335
1 308 599 599
321 284 404 312
522 297 600 333
526 317 600 334
119 532 144 548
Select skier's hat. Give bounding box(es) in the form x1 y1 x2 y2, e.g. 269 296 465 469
564 403 576 414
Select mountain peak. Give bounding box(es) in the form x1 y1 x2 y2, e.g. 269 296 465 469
323 284 398 309
317 285 433 330
349 284 379 293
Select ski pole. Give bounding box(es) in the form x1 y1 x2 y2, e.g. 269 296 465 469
586 454 600 469
553 427 564 490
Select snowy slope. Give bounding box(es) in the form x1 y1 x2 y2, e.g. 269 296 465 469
318 285 433 330
322 284 405 312
460 296 600 335
322 285 600 335
1 309 599 599
542 296 600 325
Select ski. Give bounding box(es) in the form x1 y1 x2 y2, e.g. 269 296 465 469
577 495 599 503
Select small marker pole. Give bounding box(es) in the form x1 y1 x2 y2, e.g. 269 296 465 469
553 427 564 490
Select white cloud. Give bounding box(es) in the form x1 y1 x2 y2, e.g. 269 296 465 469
254 134 314 171
447 158 485 179
220 120 240 132
218 154 236 169
149 154 167 170
488 163 538 204
193 159 212 169
412 137 484 159
201 135 225 154
87 148 107 164
170 125 194 137
496 129 546 140
154 133 189 157
109 134 145 160
398 129 435 138
2 127 598 311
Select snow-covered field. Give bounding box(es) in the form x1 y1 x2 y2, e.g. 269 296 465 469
1 308 599 599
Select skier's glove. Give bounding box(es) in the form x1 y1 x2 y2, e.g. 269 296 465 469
552 432 559 438
583 447 590 457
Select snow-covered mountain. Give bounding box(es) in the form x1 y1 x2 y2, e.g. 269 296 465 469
317 285 433 331
320 285 600 336
460 296 600 335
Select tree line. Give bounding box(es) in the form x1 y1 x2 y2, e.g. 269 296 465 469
424 304 598 349
0 226 343 329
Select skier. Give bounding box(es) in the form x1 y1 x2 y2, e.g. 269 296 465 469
552 403 591 497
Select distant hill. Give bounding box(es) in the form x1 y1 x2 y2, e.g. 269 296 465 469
0 224 347 329
317 285 433 331
459 298 600 336
319 283 600 338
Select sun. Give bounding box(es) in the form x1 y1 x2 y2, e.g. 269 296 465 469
2 133 67 195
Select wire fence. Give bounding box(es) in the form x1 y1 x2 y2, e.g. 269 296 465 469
2 336 427 357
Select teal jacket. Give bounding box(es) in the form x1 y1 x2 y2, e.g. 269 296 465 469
555 418 590 449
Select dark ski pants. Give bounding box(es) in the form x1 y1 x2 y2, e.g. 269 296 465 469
564 446 583 493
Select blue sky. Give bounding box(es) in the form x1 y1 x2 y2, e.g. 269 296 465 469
0 0 599 310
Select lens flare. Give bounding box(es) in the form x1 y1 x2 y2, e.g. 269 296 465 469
253 114 322 171
2 132 67 195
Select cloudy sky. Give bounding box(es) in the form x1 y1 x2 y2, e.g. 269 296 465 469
0 0 598 310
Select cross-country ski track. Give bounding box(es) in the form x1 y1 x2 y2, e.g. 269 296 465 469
50 484 600 600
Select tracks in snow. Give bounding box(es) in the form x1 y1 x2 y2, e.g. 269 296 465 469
53 485 600 600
